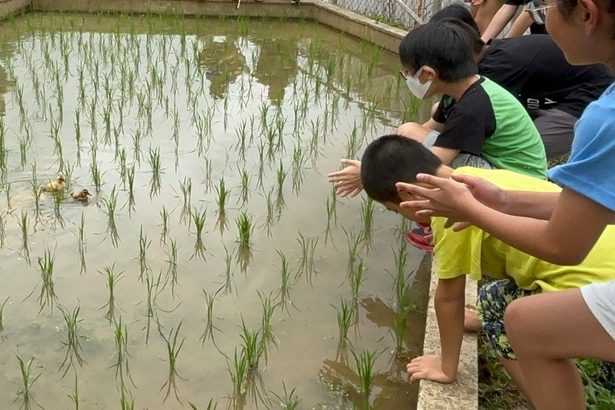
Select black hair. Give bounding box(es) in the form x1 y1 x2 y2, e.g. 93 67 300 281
399 19 479 82
360 134 442 204
431 4 481 35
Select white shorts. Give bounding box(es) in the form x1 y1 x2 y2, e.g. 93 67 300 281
422 130 494 170
581 280 615 342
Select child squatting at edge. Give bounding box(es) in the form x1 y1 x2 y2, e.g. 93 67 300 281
359 134 615 398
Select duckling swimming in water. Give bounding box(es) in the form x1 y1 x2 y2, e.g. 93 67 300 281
42 175 66 193
71 188 92 202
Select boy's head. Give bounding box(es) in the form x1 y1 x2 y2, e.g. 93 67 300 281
399 19 480 99
361 134 442 219
430 5 485 55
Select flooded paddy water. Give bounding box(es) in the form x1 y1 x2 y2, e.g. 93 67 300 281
0 12 431 409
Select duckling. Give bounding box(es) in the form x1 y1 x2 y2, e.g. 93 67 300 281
71 188 92 202
42 175 66 193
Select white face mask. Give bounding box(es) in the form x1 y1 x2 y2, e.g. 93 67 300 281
405 67 432 100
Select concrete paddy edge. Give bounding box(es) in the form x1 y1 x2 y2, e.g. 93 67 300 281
0 2 478 408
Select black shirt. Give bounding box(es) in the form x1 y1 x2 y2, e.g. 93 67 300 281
479 35 614 117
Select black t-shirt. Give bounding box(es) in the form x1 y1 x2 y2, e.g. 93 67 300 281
479 35 614 117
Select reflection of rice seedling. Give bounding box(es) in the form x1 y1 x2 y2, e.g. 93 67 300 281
160 323 186 403
4 182 11 212
393 304 410 357
53 191 64 226
18 136 29 169
166 239 179 296
235 119 248 160
37 248 57 311
138 226 151 279
393 244 409 306
132 129 142 163
350 259 366 302
351 349 381 408
276 162 286 212
264 188 276 236
345 123 361 159
179 177 192 224
59 305 85 377
235 211 254 271
159 206 170 244
291 144 306 193
16 356 40 410
104 186 120 247
215 178 230 233
30 182 42 217
191 208 207 261
100 264 123 322
0 213 4 248
296 233 318 282
90 161 103 194
144 271 165 345
17 211 30 263
270 382 300 410
200 287 222 346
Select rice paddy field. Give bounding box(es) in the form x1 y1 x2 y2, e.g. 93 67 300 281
0 12 431 409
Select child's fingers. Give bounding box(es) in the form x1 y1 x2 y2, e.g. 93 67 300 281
340 159 360 167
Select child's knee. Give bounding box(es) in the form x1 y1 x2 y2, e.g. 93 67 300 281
396 122 428 141
504 298 534 347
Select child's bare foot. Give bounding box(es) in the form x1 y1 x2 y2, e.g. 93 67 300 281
464 307 482 332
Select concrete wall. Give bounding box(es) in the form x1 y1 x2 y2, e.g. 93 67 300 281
0 0 31 20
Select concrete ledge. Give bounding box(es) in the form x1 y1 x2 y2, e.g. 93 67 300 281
0 0 31 20
30 0 406 53
417 260 478 409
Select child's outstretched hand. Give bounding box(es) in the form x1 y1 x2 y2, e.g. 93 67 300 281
406 354 456 384
327 159 363 198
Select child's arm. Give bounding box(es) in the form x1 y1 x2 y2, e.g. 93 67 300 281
407 275 466 383
506 10 533 38
481 4 519 42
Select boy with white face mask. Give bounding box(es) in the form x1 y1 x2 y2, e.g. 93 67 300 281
329 19 547 202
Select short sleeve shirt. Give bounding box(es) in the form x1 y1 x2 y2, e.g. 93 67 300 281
432 77 547 179
433 167 615 292
549 82 615 211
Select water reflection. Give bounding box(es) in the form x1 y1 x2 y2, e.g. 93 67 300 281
198 35 246 100
0 63 7 115
253 37 298 105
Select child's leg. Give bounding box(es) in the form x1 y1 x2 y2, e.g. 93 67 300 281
505 287 615 410
477 279 534 399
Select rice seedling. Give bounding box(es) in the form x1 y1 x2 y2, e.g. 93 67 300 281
345 123 361 160
144 271 165 345
30 181 42 218
166 239 179 297
360 197 375 245
104 185 120 247
199 287 222 346
235 211 254 271
18 136 29 170
238 168 250 205
59 305 85 377
100 264 123 322
276 250 294 311
296 233 318 283
0 296 9 337
77 212 87 274
215 178 230 233
90 161 103 194
227 348 248 399
258 291 278 358
138 226 151 279
264 188 276 236
269 382 300 410
119 387 135 410
4 182 11 213
291 144 306 193
344 228 363 277
0 213 5 248
148 147 162 196
159 206 170 244
179 177 192 224
333 298 355 346
16 356 41 410
190 207 207 261
17 211 30 263
350 259 366 302
240 318 263 372
127 165 136 210
37 248 57 311
53 190 65 226
393 244 410 307
112 316 135 391
351 349 381 408
159 322 186 403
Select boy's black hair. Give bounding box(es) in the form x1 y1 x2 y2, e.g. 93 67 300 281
430 4 480 35
430 6 485 54
399 19 479 82
361 134 442 204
